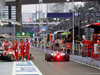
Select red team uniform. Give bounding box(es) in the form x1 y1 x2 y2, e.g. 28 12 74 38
3 39 31 61
20 42 25 56
15 41 18 61
4 42 9 51
12 43 15 50
12 42 18 61
3 41 9 56
26 41 30 60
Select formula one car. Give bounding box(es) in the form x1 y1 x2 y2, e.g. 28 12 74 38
0 47 33 61
45 48 70 61
0 48 20 61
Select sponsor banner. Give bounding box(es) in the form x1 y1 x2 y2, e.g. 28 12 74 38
15 32 33 38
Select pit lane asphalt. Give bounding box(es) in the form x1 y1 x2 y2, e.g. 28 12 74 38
30 47 100 75
0 60 13 75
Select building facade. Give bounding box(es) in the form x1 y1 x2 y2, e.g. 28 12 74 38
0 0 5 19
3 6 16 20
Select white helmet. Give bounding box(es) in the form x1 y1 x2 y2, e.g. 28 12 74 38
82 35 85 39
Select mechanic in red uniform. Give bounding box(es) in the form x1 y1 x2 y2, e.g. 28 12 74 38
81 35 86 44
11 41 17 61
19 39 25 61
3 39 9 56
25 39 30 60
81 35 86 56
14 39 19 61
4 39 9 51
11 41 15 50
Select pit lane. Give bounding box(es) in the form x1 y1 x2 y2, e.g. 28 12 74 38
0 60 13 75
30 47 100 75
0 47 100 75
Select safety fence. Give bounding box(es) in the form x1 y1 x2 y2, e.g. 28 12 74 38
70 44 90 57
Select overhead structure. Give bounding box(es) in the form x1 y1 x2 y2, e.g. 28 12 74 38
5 0 100 32
6 0 99 6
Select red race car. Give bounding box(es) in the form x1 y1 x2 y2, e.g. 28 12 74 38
0 48 33 61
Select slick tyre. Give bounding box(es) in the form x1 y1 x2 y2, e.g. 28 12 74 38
0 54 3 60
46 53 51 61
7 54 14 62
45 53 47 60
64 54 70 61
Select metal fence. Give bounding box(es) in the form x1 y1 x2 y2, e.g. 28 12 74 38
70 43 90 56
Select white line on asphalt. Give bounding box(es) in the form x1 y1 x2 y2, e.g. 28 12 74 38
71 59 100 70
30 61 43 75
12 62 16 75
12 61 43 75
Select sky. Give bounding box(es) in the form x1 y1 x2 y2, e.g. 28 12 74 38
22 2 84 13
22 4 47 13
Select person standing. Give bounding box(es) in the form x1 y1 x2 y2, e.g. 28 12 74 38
14 39 19 61
3 39 9 56
55 38 60 44
60 38 63 48
81 35 86 57
81 35 86 44
4 39 9 51
11 41 15 50
66 38 71 54
11 40 18 61
25 39 30 60
19 39 25 61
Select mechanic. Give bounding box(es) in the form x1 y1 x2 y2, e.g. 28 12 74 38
12 41 18 61
55 38 60 44
11 41 15 50
14 39 19 61
19 39 25 61
60 38 63 48
4 39 9 51
81 35 86 44
66 38 71 54
52 39 56 50
25 39 30 60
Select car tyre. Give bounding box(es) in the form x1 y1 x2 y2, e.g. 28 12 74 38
46 53 51 61
45 53 47 60
7 54 14 62
64 54 70 61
